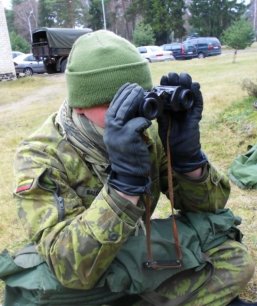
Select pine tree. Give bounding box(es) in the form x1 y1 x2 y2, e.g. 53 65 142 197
127 0 186 44
222 19 254 62
88 0 103 30
38 0 89 28
189 0 246 38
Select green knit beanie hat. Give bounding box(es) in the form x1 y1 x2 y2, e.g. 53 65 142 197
66 30 153 108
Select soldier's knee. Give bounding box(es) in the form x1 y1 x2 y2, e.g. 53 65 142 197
207 240 255 288
238 249 255 287
231 241 255 288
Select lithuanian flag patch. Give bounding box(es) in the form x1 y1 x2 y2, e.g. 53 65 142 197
16 179 34 193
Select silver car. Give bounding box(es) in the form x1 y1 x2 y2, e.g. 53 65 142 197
137 45 174 62
13 53 46 76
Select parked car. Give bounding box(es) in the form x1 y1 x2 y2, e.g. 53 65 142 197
13 53 46 76
12 51 25 59
184 37 221 58
137 46 174 62
161 42 197 60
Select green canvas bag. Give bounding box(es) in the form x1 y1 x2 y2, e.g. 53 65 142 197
228 144 257 189
0 209 241 306
0 246 124 306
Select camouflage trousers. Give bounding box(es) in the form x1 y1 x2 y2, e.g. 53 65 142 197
110 240 254 306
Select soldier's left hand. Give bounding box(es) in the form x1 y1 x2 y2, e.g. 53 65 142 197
157 72 207 173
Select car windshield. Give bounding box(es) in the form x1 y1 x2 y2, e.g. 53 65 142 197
171 43 181 50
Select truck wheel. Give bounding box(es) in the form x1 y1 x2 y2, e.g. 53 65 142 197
61 59 67 73
198 53 205 59
45 64 57 74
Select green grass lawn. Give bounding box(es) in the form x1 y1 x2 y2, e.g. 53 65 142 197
0 48 257 302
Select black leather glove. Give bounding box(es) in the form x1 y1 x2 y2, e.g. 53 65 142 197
103 83 152 195
157 72 207 173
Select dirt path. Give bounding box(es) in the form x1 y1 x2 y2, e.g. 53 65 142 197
0 74 65 114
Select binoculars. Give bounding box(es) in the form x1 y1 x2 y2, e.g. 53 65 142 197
139 85 194 120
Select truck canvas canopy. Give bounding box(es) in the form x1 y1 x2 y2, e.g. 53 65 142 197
32 27 92 49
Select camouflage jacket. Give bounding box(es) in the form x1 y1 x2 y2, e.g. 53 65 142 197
13 113 230 290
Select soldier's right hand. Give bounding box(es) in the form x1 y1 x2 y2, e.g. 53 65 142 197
103 83 152 196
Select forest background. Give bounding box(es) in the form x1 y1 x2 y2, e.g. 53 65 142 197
4 0 257 53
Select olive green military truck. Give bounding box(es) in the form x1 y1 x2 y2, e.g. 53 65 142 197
32 27 92 74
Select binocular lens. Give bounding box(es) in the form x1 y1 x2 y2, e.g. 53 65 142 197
142 97 162 120
179 90 194 111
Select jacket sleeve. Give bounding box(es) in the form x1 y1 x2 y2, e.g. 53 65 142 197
14 139 144 290
173 163 231 212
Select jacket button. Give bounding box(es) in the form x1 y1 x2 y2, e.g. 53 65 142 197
109 232 119 241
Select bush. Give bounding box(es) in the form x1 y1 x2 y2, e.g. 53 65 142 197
132 22 155 46
242 79 257 98
222 19 254 62
10 31 30 53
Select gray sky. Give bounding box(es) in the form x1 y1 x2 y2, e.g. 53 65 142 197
1 0 251 10
2 0 11 9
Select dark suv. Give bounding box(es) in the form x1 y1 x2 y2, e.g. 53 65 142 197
184 37 221 58
161 42 197 60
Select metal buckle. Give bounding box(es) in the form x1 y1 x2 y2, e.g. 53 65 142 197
143 259 182 270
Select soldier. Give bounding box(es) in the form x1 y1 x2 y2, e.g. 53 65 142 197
13 30 255 306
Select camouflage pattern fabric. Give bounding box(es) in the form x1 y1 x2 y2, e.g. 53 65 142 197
133 240 254 306
14 112 235 292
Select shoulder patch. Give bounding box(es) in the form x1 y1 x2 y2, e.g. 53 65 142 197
16 179 34 193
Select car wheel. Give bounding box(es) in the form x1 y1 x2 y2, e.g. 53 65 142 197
23 67 33 76
146 58 151 63
198 53 205 59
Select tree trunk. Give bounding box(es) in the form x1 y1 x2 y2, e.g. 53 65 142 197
233 49 237 63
